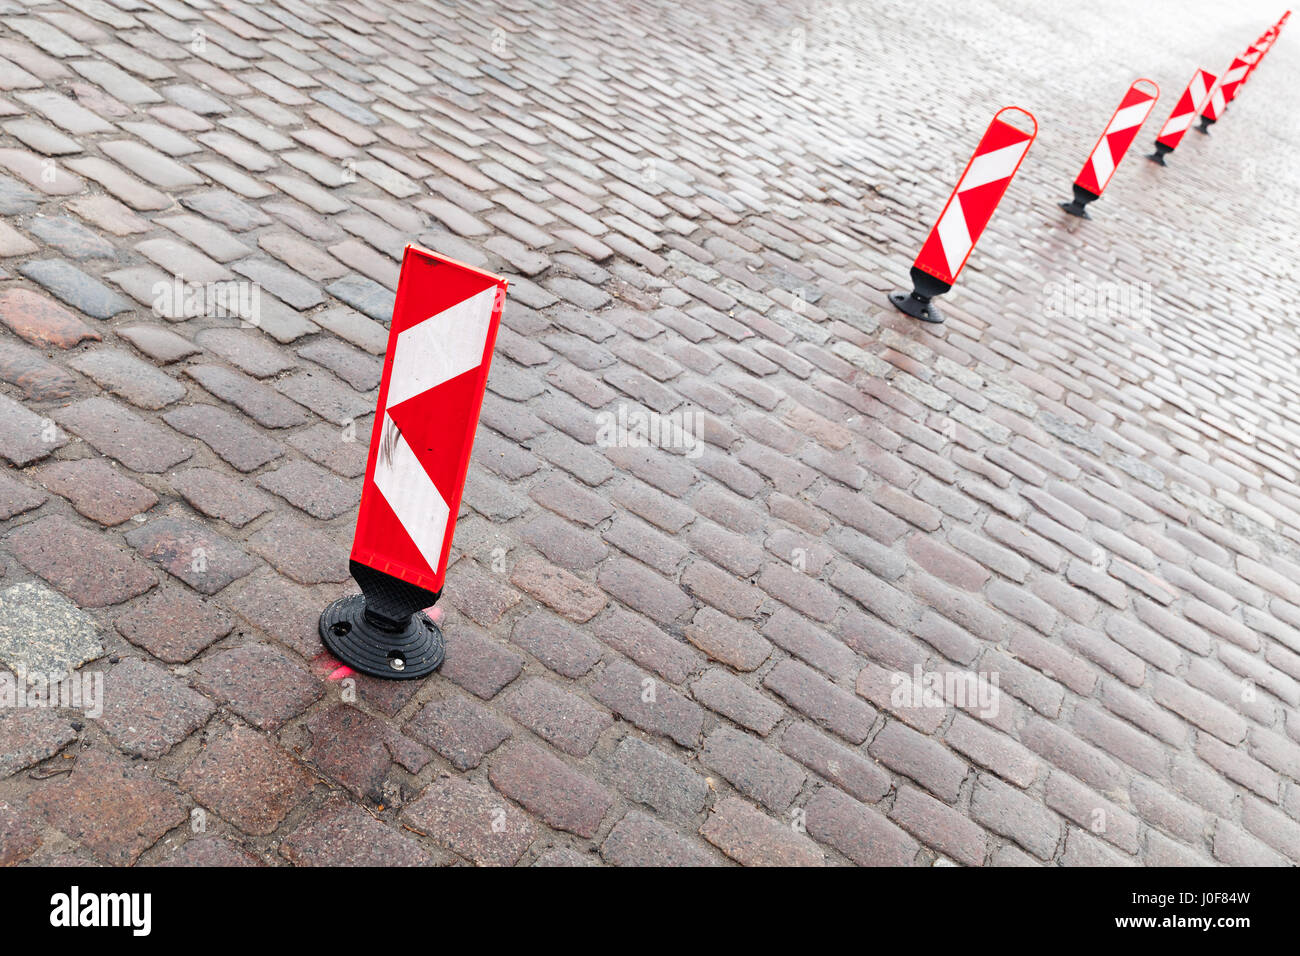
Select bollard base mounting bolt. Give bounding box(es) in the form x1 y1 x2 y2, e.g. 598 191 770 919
319 561 444 680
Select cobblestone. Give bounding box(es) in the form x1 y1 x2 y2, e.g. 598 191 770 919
55 396 192 472
10 515 155 608
700 796 825 867
179 723 314 836
34 458 155 526
488 742 613 839
282 796 439 867
29 749 189 866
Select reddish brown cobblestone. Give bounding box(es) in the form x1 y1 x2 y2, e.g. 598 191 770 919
281 796 442 867
10 513 156 607
94 657 216 758
488 742 613 839
402 775 537 866
179 723 314 836
700 797 825 867
28 749 189 866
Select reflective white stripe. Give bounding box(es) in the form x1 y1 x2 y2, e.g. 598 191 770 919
1105 101 1153 135
374 420 451 573
934 139 1029 277
386 286 496 408
1089 145 1115 190
1160 112 1194 136
935 203 972 279
960 142 1028 190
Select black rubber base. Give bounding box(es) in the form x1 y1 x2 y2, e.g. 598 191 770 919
1195 117 1215 135
1059 183 1098 219
320 593 445 679
1147 142 1172 166
889 290 944 323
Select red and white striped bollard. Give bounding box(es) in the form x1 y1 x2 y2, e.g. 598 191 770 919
1060 79 1159 218
1147 68 1216 165
889 106 1037 324
1195 55 1249 133
318 246 508 679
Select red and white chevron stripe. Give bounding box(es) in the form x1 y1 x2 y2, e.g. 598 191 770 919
1155 69 1216 149
351 247 507 594
912 108 1036 287
1075 80 1158 196
1242 42 1265 84
1246 29 1276 81
1237 43 1258 87
1201 80 1227 122
1218 56 1251 104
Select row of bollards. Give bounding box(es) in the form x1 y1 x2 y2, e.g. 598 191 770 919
318 13 1290 682
892 12 1289 323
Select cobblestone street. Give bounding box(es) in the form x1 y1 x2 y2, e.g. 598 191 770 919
0 0 1298 867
